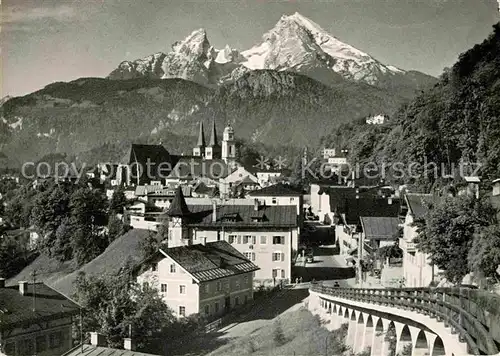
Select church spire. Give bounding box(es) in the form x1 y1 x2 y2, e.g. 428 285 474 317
167 186 190 217
208 120 218 147
196 121 206 147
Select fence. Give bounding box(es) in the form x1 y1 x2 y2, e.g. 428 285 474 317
310 284 500 355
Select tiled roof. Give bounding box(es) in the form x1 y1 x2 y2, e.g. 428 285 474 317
121 144 172 167
0 283 80 330
405 193 434 220
63 344 158 356
184 204 298 228
166 186 190 217
162 241 259 282
237 176 260 186
343 197 401 225
135 185 190 197
360 217 400 240
247 183 302 197
167 158 230 180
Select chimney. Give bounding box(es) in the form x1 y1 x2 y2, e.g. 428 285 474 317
388 197 393 205
90 332 106 347
212 201 217 222
19 281 28 295
254 199 259 211
0 278 5 288
124 338 135 351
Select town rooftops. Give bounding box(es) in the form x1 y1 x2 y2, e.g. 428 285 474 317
360 217 400 240
247 183 302 197
135 184 191 197
405 193 434 220
185 203 298 228
0 281 80 330
161 241 259 282
167 157 230 180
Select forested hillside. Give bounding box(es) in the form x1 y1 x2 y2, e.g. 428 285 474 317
321 23 500 190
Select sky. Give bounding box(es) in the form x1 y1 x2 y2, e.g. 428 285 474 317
2 0 500 97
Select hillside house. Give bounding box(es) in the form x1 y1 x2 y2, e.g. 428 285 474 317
136 241 258 318
0 280 80 356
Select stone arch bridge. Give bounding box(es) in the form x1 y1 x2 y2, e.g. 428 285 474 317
308 284 500 356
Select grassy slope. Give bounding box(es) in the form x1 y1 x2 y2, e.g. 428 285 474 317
9 228 152 297
207 307 348 356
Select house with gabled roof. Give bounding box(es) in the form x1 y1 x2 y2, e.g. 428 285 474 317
0 279 80 356
136 240 258 319
162 187 299 285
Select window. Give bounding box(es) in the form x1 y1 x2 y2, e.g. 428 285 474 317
272 269 278 278
204 305 210 315
20 338 34 354
244 275 249 285
36 335 47 352
170 264 176 273
215 302 219 313
4 342 15 354
244 252 255 261
243 235 251 244
204 284 210 293
235 279 240 289
179 306 186 317
260 236 267 244
290 198 295 203
225 281 230 291
216 281 222 292
272 252 284 262
281 269 285 278
151 263 158 272
273 236 284 245
228 235 236 244
49 331 63 349
161 284 168 293
252 236 256 244
179 285 186 294
237 235 241 244
235 296 239 305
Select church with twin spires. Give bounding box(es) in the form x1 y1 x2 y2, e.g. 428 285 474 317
192 121 236 167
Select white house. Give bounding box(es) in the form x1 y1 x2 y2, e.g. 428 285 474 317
136 241 258 318
163 187 299 285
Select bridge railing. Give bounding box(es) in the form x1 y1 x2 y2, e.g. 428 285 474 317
310 284 500 355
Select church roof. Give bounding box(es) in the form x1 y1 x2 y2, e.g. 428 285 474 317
208 120 219 147
167 158 230 180
120 144 171 167
166 186 190 217
196 121 206 147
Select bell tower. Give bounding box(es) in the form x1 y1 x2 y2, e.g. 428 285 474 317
205 120 221 160
166 186 191 247
193 121 205 157
222 124 236 166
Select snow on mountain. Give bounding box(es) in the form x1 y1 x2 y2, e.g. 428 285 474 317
108 12 434 91
240 12 405 85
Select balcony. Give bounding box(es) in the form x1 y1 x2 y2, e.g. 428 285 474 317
399 238 416 252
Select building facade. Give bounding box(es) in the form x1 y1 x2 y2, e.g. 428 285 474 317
164 187 298 285
136 241 258 318
0 280 79 356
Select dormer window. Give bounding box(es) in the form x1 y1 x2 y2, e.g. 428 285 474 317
221 213 240 223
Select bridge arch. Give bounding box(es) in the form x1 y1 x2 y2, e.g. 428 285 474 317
432 336 446 356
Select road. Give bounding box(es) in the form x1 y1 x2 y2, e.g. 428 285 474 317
293 245 356 285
